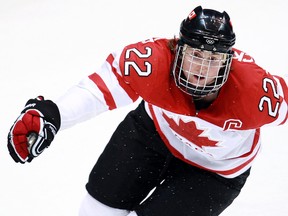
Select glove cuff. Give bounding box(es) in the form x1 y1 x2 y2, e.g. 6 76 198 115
24 97 61 132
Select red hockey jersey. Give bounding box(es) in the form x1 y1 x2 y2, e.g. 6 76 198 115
56 38 288 178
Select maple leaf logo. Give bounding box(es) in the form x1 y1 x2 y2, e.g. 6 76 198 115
163 112 219 148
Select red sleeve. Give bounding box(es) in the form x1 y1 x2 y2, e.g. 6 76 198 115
199 49 288 129
118 38 198 114
119 38 174 102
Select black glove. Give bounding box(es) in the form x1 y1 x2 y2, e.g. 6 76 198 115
7 96 61 163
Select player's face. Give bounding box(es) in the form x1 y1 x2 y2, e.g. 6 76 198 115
182 45 226 87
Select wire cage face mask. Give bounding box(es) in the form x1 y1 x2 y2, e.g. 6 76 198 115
172 44 233 97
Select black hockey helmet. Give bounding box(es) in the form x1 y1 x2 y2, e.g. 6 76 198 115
179 6 235 53
172 6 235 97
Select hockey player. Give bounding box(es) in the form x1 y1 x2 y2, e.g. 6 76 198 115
7 5 288 216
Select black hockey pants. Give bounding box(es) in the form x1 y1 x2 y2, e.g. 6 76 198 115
86 101 250 216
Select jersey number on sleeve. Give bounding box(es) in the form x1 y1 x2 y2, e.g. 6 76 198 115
124 47 152 77
258 78 280 117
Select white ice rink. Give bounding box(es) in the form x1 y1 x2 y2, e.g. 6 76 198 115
0 0 287 215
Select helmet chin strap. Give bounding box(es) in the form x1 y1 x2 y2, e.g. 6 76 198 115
192 91 219 111
193 90 219 101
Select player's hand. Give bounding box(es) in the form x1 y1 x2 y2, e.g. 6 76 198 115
7 96 61 163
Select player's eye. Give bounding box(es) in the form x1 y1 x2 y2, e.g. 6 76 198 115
193 51 202 58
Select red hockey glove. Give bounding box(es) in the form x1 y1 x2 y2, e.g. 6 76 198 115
7 96 61 163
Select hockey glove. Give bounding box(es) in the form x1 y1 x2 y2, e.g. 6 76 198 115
7 96 61 163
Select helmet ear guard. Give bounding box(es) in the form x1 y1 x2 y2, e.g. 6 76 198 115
172 6 235 97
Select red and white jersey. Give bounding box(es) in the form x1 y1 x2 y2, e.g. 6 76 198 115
56 38 288 178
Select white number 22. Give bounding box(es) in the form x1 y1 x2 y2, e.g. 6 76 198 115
124 47 152 76
258 78 280 117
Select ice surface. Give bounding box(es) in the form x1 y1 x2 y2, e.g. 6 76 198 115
0 0 287 215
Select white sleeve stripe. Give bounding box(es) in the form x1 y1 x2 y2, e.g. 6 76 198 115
98 60 134 107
